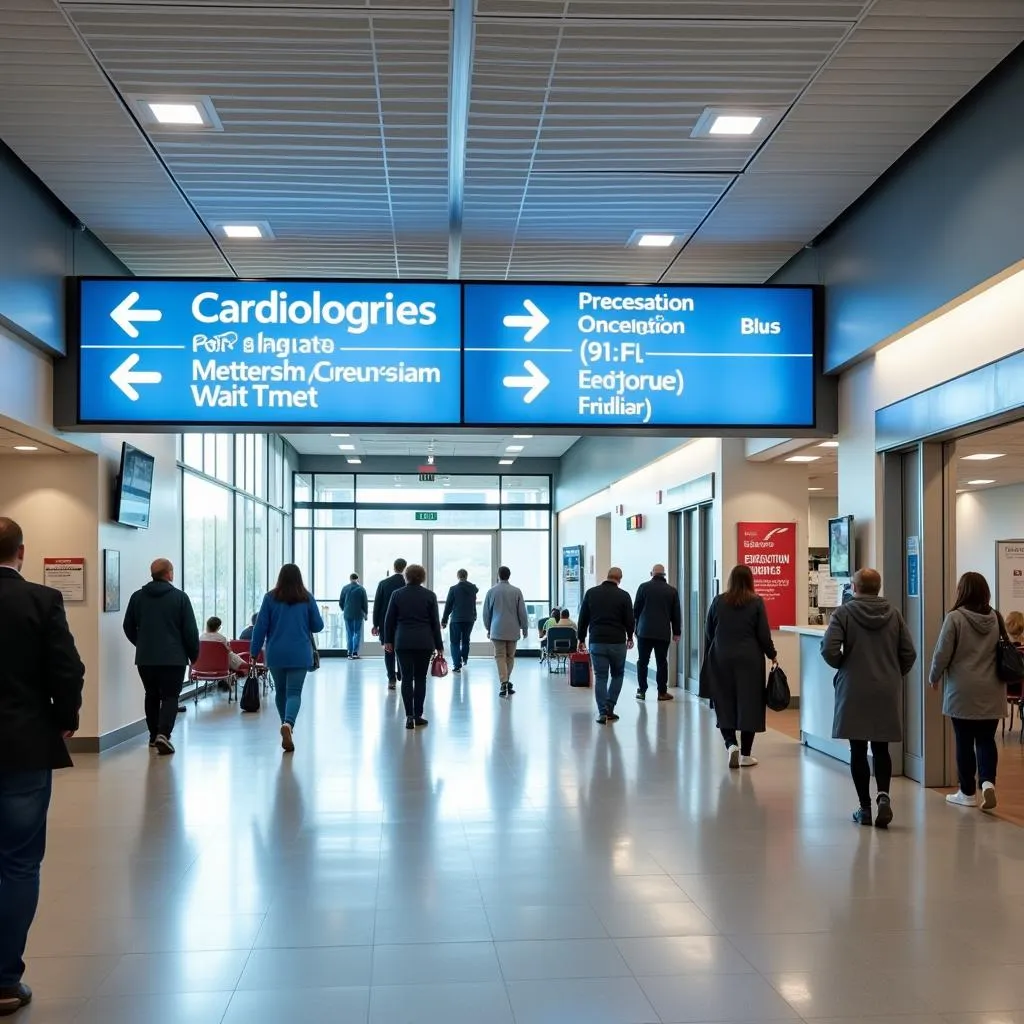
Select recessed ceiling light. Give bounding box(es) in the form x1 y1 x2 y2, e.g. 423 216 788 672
967 479 996 486
13 445 38 452
710 115 762 136
513 435 533 439
808 487 824 492
346 457 361 465
506 445 524 452
132 94 223 131
818 441 839 448
148 102 204 125
337 444 355 451
221 224 266 240
785 455 820 463
331 433 350 438
637 234 676 248
961 453 1005 461
499 459 515 465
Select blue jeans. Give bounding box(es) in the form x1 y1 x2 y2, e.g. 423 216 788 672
0 770 52 987
271 668 307 726
449 621 473 668
590 642 627 715
345 618 363 656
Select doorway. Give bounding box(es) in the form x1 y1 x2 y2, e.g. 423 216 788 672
675 503 715 693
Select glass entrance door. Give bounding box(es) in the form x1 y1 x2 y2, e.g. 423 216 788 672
431 533 495 622
360 532 424 626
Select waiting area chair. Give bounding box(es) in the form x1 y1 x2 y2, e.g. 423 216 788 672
545 626 577 674
232 640 270 695
190 640 232 704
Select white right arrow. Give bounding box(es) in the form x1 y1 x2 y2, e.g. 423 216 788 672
110 353 163 401
502 299 549 342
503 359 549 404
110 291 162 339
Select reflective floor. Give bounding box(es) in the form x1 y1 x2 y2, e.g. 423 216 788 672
22 657 1024 1023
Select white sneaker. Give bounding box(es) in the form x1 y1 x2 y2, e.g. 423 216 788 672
280 723 295 753
727 745 740 770
981 782 997 811
739 755 759 768
946 790 979 807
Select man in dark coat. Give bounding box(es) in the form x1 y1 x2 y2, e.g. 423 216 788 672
339 573 368 659
633 563 681 702
441 569 479 673
578 568 635 724
371 558 407 689
123 558 200 756
821 567 917 828
0 517 85 1016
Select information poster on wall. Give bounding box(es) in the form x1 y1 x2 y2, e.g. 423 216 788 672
43 557 85 602
562 545 583 614
737 523 797 630
906 536 920 599
996 540 1024 614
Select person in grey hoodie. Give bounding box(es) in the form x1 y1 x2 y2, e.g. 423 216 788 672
821 568 917 828
482 566 529 698
929 571 1005 811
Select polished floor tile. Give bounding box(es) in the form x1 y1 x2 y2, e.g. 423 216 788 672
22 659 1024 1023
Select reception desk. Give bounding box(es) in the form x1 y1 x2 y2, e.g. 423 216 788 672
779 626 903 773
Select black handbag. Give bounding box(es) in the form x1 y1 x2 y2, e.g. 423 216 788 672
765 664 791 712
310 632 321 672
239 667 261 713
995 612 1024 683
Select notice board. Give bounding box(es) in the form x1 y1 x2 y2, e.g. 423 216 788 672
737 523 797 630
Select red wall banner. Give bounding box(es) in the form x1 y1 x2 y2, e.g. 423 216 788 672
736 522 797 630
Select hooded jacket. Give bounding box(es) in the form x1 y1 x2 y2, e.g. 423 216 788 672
929 606 1005 720
442 579 479 626
821 595 916 742
123 579 200 667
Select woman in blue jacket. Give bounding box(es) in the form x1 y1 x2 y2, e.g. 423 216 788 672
251 564 324 752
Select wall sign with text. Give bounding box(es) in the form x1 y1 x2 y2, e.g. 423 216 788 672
737 522 797 630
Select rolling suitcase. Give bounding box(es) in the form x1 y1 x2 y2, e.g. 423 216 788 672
569 651 592 688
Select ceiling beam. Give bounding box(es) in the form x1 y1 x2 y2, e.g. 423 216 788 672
446 0 474 279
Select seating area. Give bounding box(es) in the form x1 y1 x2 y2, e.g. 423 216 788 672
188 639 268 705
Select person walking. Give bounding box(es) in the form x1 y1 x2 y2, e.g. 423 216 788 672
929 571 1004 811
0 518 85 1017
820 568 917 827
251 564 324 753
383 564 443 730
372 558 407 689
700 565 777 768
340 573 368 659
633 563 681 702
578 568 635 725
483 566 529 698
441 568 478 673
123 557 200 756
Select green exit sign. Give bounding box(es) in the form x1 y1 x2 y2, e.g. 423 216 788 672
415 511 438 522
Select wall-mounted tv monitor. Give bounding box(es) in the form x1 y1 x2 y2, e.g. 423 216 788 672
114 443 155 530
828 514 854 579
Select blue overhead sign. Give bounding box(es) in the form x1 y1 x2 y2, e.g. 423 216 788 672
76 279 462 425
462 284 816 428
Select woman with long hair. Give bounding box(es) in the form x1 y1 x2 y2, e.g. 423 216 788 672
250 563 324 752
929 571 1004 810
699 565 777 768
383 564 444 730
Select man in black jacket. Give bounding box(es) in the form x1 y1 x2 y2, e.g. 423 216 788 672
578 567 635 725
633 563 682 702
441 569 479 673
371 558 407 689
123 558 200 756
0 518 85 1016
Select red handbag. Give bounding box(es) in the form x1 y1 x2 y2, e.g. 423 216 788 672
431 654 450 678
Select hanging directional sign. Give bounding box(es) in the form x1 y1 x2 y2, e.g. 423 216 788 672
461 284 816 428
74 279 463 425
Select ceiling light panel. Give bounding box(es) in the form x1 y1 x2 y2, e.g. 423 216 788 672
130 94 224 131
961 453 1005 461
966 479 996 486
785 455 820 463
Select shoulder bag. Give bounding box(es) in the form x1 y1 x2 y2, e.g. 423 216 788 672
765 664 791 712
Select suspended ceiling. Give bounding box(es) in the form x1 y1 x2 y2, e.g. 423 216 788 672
0 1 1021 281
284 431 578 457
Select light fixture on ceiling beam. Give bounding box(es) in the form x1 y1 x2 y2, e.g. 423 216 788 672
337 444 355 451
131 94 224 131
808 487 824 492
961 453 1005 461
628 231 677 249
330 433 350 438
785 455 820 463
13 445 38 452
966 479 996 486
216 221 274 241
499 458 514 466
346 457 362 465
513 434 533 439
691 107 778 139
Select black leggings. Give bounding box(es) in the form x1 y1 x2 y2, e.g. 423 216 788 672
721 729 755 756
849 741 892 808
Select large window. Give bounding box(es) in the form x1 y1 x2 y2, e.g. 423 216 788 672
296 471 553 651
181 433 294 637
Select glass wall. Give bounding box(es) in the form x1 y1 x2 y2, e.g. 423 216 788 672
295 472 553 651
180 434 295 637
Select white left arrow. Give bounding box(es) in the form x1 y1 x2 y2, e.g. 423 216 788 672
502 359 549 404
110 291 162 339
110 353 162 402
502 299 549 342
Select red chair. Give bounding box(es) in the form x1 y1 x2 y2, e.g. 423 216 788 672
190 640 232 704
234 639 270 694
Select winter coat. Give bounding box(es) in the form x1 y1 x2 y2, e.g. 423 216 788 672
633 575 681 640
929 607 1006 720
123 579 200 667
384 582 444 651
820 595 917 742
700 595 776 733
339 581 368 621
